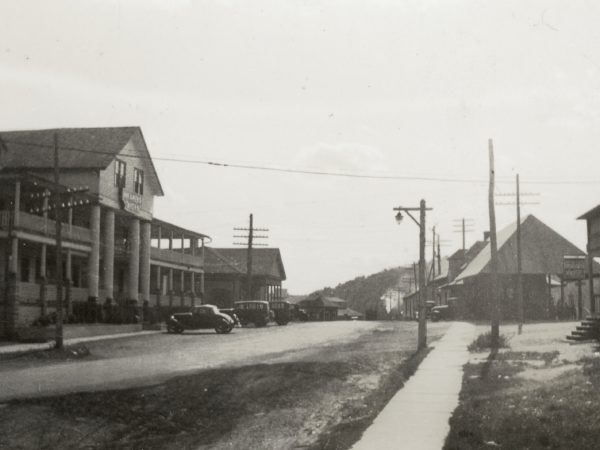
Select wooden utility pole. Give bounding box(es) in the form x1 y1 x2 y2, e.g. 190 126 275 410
233 214 268 299
453 218 474 252
431 226 436 279
246 214 253 297
587 219 595 316
488 139 500 347
54 133 64 349
516 174 524 334
418 199 427 350
437 234 442 275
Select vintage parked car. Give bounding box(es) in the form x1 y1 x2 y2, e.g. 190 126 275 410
234 300 271 327
430 305 455 322
269 300 292 325
218 308 241 326
167 304 236 334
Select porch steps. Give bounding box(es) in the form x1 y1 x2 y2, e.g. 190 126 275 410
566 317 600 342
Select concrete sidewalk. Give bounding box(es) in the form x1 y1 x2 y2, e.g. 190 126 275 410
352 322 476 450
0 329 162 357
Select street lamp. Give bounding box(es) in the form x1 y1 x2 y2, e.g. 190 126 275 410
393 200 432 351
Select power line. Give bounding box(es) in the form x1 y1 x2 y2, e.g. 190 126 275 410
4 137 600 185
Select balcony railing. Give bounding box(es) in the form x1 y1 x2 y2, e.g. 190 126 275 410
0 210 92 243
150 247 203 268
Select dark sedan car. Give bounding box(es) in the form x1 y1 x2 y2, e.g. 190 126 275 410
430 305 455 322
167 305 236 334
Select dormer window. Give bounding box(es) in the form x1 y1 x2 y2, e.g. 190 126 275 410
134 168 144 195
115 159 126 188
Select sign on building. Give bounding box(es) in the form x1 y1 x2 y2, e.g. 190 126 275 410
120 190 143 214
563 255 586 281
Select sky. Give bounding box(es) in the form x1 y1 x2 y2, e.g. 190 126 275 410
1 0 600 294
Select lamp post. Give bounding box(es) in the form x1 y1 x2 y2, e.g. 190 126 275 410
394 200 432 351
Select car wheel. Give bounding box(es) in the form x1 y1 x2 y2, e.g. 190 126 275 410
215 321 233 334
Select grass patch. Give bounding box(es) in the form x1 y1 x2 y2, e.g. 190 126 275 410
467 332 510 352
444 353 600 450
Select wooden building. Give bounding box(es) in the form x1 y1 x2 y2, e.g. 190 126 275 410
0 127 209 339
578 204 600 315
298 294 347 321
203 247 286 308
447 215 596 320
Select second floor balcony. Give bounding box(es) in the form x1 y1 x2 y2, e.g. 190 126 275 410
0 210 92 244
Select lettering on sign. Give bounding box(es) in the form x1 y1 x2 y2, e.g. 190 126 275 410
563 255 586 281
120 190 143 214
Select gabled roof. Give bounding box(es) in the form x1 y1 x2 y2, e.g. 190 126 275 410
578 204 600 221
203 247 286 280
0 127 164 195
431 257 450 282
454 215 591 282
300 295 346 308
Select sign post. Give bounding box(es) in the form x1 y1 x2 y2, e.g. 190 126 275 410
563 256 586 319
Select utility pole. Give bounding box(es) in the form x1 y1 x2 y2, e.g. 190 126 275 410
418 200 427 350
516 174 524 334
246 214 253 298
431 226 436 280
453 218 475 251
394 201 431 350
234 214 268 299
495 176 539 334
54 133 64 349
437 234 442 275
488 139 500 348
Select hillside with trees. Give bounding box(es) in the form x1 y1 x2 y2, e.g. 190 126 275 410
310 266 414 314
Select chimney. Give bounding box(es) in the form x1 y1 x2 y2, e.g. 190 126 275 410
483 231 490 241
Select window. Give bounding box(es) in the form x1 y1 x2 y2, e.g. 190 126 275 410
134 168 144 195
115 159 126 188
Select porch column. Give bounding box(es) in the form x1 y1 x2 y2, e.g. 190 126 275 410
180 270 185 306
65 200 73 316
39 189 49 314
9 181 20 274
102 209 115 301
87 204 101 301
40 242 47 315
190 238 196 306
200 271 205 303
168 268 174 308
156 225 162 308
140 221 151 303
155 265 162 300
127 218 140 301
190 272 196 307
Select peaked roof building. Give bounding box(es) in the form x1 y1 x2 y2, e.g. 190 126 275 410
454 215 590 282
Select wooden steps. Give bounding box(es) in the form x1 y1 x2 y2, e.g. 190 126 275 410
566 317 600 342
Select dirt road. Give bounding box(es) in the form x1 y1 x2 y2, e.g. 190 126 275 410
1 320 451 450
2 321 387 401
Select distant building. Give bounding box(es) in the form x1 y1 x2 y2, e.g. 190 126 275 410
298 294 346 321
0 127 209 339
203 247 286 308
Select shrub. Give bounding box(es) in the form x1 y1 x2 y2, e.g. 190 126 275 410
468 331 510 352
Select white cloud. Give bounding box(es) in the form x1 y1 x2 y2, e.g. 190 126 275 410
294 142 387 174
